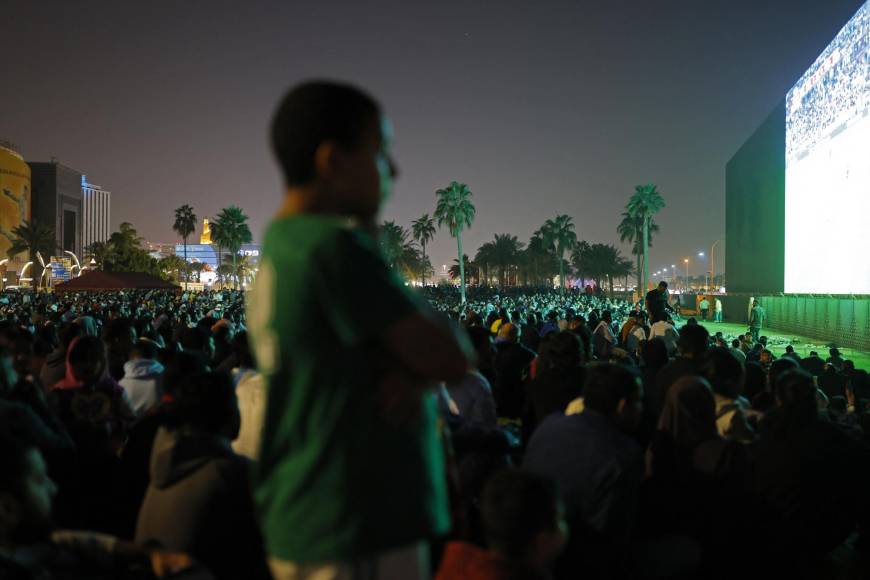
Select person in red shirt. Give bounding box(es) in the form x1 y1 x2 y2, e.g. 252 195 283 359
437 468 567 580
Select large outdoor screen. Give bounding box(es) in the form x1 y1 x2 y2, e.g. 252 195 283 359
785 1 870 294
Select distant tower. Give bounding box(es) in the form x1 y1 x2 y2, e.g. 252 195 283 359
200 218 212 244
81 175 111 252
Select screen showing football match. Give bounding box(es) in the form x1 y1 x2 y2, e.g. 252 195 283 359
785 0 870 294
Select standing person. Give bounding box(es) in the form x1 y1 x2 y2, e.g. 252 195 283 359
699 296 710 322
493 323 536 419
713 298 723 323
248 81 472 580
592 311 616 360
118 338 164 417
749 300 765 343
645 281 674 323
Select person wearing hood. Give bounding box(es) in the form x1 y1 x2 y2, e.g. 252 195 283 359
135 371 270 580
49 335 136 532
39 322 83 390
119 339 165 417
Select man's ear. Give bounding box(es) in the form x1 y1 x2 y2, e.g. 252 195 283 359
616 398 627 415
313 141 340 182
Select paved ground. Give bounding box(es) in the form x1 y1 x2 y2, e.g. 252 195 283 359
688 320 870 371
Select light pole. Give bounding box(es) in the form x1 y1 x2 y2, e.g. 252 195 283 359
683 258 689 291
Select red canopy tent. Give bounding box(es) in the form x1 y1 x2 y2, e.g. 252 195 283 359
54 271 180 293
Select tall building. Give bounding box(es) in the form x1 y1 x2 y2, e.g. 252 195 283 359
28 160 83 257
0 142 31 268
200 218 212 244
81 176 110 251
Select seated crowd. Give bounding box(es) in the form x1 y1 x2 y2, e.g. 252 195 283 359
0 284 868 579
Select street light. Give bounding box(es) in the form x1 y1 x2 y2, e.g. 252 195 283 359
683 258 690 291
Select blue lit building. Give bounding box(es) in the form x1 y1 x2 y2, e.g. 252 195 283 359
174 243 261 269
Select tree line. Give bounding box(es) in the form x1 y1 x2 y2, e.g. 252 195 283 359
5 182 664 297
3 204 253 289
379 182 665 301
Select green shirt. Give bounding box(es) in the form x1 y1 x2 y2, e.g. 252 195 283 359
246 215 449 562
750 306 766 328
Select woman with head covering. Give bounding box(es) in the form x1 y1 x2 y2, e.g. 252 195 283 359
640 376 751 575
751 369 870 571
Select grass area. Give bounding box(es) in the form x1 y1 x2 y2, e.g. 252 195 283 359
690 321 870 372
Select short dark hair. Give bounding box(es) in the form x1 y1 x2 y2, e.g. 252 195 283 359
131 338 158 361
481 468 560 556
700 347 744 399
539 331 582 372
161 351 209 398
678 324 709 357
785 345 795 353
642 338 669 368
583 362 639 415
774 369 818 427
769 357 799 392
164 371 239 435
180 326 210 353
271 81 381 186
658 281 668 289
731 339 740 348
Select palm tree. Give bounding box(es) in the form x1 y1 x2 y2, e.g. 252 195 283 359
379 221 422 281
84 241 110 271
617 211 660 295
448 254 475 284
474 242 496 286
173 204 197 283
570 240 592 288
211 206 253 289
537 214 577 291
626 184 666 295
490 233 524 288
411 213 436 286
523 233 558 287
434 181 475 303
221 253 253 287
7 221 57 288
379 221 409 268
158 255 188 282
189 261 206 282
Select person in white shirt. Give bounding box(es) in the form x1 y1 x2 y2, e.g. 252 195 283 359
714 298 723 323
119 339 164 416
229 331 266 460
649 316 679 355
626 319 648 358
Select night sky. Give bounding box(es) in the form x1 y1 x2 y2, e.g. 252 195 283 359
4 0 865 278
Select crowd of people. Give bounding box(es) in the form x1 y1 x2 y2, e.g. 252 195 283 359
786 0 869 164
2 80 870 580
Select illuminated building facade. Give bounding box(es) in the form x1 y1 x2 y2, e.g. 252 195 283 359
82 176 111 252
0 142 31 269
29 160 83 257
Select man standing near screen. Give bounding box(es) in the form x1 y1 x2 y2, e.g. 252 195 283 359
749 300 766 343
645 281 674 323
